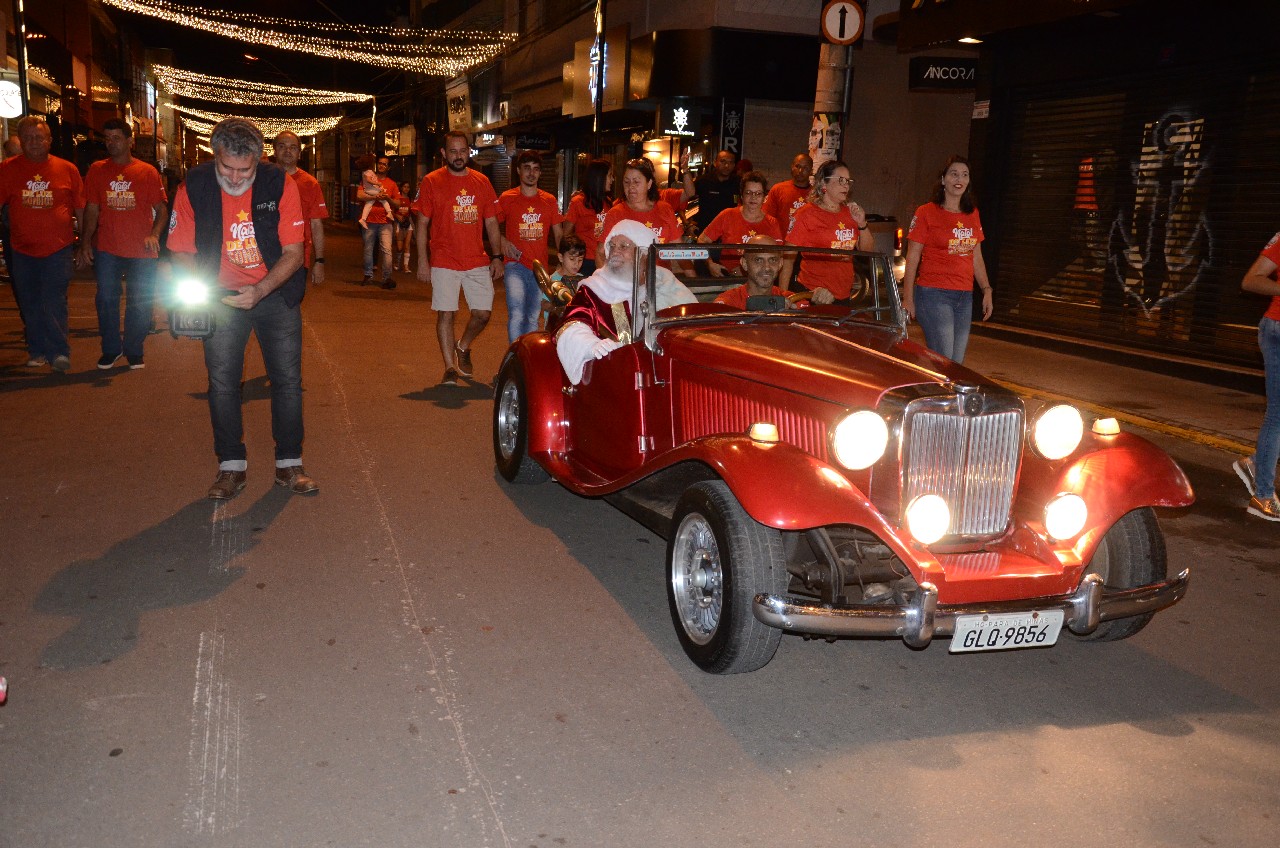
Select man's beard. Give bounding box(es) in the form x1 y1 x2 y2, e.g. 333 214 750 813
217 172 255 197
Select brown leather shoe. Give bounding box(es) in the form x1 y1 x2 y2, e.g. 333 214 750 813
207 470 247 500
275 466 319 494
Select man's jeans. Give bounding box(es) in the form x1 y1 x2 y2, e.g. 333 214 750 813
362 222 394 280
914 285 974 364
203 292 304 464
503 261 541 342
1254 316 1280 497
11 246 73 360
95 250 157 359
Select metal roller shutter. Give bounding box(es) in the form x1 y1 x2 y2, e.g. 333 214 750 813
990 62 1280 368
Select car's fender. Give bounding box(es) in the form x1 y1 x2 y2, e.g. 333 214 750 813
503 336 568 456
1018 431 1194 562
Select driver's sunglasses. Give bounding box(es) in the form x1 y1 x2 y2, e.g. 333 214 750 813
824 176 851 186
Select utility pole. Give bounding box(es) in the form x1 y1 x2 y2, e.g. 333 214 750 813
810 1 864 170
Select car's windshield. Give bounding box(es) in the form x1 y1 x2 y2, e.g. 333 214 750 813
638 243 905 348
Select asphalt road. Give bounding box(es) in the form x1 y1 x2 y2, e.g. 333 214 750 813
1 225 1277 847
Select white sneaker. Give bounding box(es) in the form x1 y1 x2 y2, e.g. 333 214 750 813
1233 457 1256 497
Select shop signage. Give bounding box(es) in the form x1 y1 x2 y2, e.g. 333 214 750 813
659 98 700 138
446 76 471 132
0 81 21 119
516 133 553 151
567 25 630 118
720 98 745 158
909 56 978 90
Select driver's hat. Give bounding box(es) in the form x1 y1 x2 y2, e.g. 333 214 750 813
601 219 657 258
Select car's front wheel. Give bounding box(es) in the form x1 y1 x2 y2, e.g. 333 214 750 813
493 357 549 484
1072 507 1167 642
666 481 788 674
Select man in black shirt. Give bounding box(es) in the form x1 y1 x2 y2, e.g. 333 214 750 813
690 150 740 235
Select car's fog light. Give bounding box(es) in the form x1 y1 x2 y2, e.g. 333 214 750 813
1044 493 1088 541
749 422 780 444
1092 417 1121 436
1032 404 1084 460
906 494 950 545
831 411 889 470
176 277 211 305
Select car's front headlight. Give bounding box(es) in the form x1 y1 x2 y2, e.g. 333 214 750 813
175 277 211 305
1044 493 1088 541
906 494 950 545
1031 403 1084 461
831 411 889 470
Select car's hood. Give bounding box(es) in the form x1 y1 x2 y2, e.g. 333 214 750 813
658 320 988 402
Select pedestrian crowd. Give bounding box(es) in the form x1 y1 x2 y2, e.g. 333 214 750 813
3 119 1277 520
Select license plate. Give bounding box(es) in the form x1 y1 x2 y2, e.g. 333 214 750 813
950 609 1064 653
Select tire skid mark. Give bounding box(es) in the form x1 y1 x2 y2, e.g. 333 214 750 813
183 630 245 835
208 502 247 574
305 321 511 847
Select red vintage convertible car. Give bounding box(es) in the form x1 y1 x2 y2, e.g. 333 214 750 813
493 243 1193 674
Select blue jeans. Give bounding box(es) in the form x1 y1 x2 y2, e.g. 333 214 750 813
503 261 541 342
362 222 394 280
1254 317 1280 498
915 285 974 363
95 250 157 359
11 246 73 360
202 292 304 464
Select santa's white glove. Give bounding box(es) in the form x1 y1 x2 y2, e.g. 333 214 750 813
590 337 623 359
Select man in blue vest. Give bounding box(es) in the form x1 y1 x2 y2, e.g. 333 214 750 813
168 118 318 500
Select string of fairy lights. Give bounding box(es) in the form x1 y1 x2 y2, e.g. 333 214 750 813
166 103 343 139
102 0 517 75
152 65 373 107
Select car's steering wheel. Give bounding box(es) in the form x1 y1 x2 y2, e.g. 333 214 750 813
533 259 573 306
786 291 812 305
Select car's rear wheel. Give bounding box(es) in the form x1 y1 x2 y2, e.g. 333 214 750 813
666 481 787 674
493 357 549 484
1072 507 1167 642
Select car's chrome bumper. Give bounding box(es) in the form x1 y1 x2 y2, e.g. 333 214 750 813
752 569 1189 647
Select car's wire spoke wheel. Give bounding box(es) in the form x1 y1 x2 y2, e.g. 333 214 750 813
492 357 549 484
666 481 787 674
671 514 723 646
1072 507 1167 642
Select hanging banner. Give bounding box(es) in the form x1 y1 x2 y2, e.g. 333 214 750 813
446 76 471 133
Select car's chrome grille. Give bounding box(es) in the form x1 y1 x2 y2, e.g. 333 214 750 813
903 407 1022 537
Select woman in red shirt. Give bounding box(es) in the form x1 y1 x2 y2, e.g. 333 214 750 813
783 159 874 303
601 158 687 275
560 158 613 275
902 155 993 363
1235 235 1280 521
698 170 783 276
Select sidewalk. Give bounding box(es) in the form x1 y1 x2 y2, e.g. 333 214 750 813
955 324 1264 456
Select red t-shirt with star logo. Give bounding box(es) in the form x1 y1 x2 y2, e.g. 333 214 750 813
907 202 985 292
413 168 498 272
786 202 871 299
167 178 305 290
700 207 783 271
0 154 85 257
84 157 167 258
492 187 562 271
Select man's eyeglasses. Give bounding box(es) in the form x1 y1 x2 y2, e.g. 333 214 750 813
824 176 850 186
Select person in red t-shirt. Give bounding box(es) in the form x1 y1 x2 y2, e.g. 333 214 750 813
714 234 791 309
764 152 812 235
601 157 689 276
414 131 505 385
167 118 314 501
1235 234 1280 521
782 159 873 304
357 154 401 287
902 155 993 364
274 131 328 286
77 119 167 370
0 116 84 371
493 150 563 342
697 170 783 276
557 158 613 275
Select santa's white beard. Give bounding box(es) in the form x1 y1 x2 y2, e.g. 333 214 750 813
582 258 634 304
